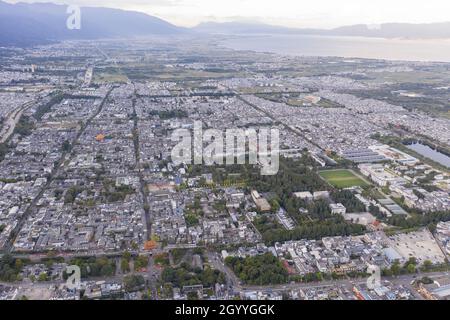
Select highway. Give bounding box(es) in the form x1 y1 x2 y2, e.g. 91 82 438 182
0 100 35 143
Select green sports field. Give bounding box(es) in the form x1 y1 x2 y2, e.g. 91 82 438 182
319 170 369 188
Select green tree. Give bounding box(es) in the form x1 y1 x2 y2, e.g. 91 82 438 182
121 259 130 273
123 275 145 292
134 255 149 270
407 264 416 274
423 260 433 271
391 261 401 276
38 273 49 282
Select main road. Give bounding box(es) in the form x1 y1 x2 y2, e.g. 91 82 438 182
0 100 36 143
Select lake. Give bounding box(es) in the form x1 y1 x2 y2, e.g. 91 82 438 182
221 34 450 62
406 143 450 168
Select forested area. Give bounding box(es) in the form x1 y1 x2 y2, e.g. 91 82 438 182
161 263 226 288
225 253 288 285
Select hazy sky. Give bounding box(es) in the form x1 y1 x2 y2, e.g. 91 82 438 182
5 0 450 28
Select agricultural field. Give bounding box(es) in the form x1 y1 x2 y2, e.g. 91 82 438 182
93 72 129 84
319 169 369 188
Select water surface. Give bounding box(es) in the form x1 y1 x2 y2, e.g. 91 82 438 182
406 143 450 168
222 34 450 62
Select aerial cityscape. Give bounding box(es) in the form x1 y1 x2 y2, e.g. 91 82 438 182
1 0 450 306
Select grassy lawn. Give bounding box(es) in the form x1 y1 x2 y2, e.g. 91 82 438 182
319 169 369 188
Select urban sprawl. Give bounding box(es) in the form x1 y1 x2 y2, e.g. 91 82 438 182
0 38 450 301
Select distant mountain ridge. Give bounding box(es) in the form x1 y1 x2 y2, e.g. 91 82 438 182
193 21 450 39
1 1 450 47
0 1 187 46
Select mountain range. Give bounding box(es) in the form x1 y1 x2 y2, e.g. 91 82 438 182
1 1 450 47
0 0 186 46
193 21 450 39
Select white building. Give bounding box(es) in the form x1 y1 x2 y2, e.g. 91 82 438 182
330 203 346 215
